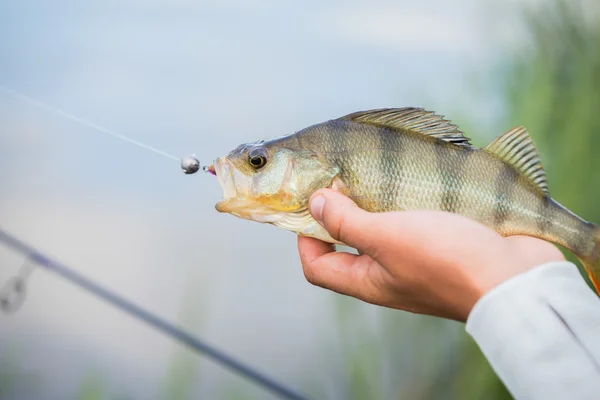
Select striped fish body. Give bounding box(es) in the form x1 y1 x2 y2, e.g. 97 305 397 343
213 108 600 291
282 118 593 254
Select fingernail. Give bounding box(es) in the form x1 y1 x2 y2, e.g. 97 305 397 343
310 194 325 222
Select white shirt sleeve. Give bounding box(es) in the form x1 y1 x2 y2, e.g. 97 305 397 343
466 261 600 400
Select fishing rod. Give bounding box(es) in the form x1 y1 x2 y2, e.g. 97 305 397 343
0 86 311 400
0 229 310 400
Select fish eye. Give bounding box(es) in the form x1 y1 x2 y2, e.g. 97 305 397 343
248 148 267 169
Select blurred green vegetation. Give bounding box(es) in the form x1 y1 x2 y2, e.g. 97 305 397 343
161 273 207 400
76 372 108 400
0 352 20 399
500 0 600 286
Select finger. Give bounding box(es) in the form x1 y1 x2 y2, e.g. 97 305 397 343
308 189 381 251
297 235 335 262
297 235 381 301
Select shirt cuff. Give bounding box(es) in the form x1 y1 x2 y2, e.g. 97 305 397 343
465 261 600 399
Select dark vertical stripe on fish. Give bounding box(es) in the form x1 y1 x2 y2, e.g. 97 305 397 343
378 126 398 211
536 196 552 235
435 141 465 213
294 128 303 150
390 127 405 211
493 163 518 229
329 120 354 199
320 120 345 164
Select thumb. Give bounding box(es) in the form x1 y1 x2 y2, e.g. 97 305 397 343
309 189 379 250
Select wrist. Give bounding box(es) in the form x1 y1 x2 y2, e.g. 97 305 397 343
475 243 565 300
467 259 575 321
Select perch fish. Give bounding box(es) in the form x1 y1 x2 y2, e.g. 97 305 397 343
211 108 600 292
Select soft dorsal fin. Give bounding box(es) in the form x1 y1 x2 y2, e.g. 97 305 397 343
339 108 473 147
484 126 549 194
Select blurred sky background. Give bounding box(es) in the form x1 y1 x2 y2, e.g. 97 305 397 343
1 0 598 399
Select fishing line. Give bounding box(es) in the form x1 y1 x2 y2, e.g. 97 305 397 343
0 85 206 174
0 228 310 400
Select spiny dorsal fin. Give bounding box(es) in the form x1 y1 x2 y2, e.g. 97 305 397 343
339 108 472 147
484 126 549 194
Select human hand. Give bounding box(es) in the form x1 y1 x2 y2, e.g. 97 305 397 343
297 189 565 322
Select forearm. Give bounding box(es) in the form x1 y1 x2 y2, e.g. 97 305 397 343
466 261 600 399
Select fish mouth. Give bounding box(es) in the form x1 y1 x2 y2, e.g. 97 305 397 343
214 158 238 200
213 158 264 217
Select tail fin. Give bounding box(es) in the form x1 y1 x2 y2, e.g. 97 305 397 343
579 226 600 293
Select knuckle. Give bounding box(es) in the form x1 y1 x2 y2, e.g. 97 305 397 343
302 263 320 286
362 240 381 259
